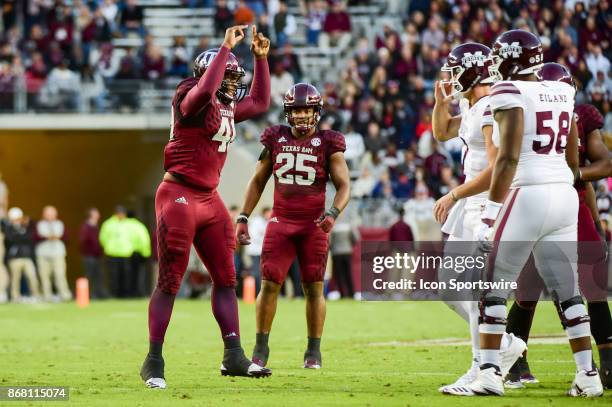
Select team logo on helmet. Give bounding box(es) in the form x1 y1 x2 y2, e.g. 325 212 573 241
461 52 486 68
498 42 523 58
311 137 321 147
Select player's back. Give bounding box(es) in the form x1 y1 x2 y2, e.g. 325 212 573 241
164 77 236 190
261 125 345 220
490 80 575 188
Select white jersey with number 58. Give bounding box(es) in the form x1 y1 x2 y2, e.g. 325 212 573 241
491 80 575 188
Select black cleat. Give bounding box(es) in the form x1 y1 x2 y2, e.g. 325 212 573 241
221 348 272 378
140 354 166 389
252 343 270 367
303 349 322 369
601 362 612 389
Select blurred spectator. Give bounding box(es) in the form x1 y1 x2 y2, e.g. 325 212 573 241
404 182 438 240
79 207 108 299
596 182 611 216
142 44 165 81
126 211 151 297
120 0 145 38
38 59 81 111
352 167 376 198
274 43 302 82
36 205 71 301
234 0 256 25
421 17 444 50
101 0 119 31
215 0 234 37
168 36 190 77
3 207 41 302
273 1 297 48
585 45 611 78
319 0 351 50
89 42 121 80
303 0 327 46
246 207 270 295
192 36 211 61
99 205 133 298
389 207 414 242
269 61 294 118
330 214 358 298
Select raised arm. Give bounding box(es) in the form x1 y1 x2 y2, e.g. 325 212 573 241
235 26 271 123
180 26 247 118
432 81 462 141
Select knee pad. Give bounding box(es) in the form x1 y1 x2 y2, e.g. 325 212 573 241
479 296 507 334
556 296 591 339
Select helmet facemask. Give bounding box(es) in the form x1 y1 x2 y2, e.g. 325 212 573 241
218 69 247 105
440 64 466 98
488 54 504 82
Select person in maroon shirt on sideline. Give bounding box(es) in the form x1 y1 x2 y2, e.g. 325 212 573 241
141 25 272 389
79 208 108 299
319 0 352 50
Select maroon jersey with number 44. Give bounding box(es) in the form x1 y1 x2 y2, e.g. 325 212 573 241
261 125 346 219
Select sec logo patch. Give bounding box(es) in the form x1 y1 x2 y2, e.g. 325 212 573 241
311 137 321 147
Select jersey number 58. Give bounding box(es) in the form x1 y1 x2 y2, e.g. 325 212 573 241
533 110 570 154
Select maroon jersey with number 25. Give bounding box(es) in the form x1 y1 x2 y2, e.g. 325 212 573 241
261 125 346 220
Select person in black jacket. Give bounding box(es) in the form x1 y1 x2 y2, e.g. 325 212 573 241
3 207 41 302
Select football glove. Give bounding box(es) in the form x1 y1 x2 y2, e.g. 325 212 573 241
315 207 340 233
235 213 251 245
475 200 503 252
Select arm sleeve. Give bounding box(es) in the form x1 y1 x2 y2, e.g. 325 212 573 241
235 57 271 123
481 105 494 128
489 81 525 112
327 131 347 156
179 46 231 118
581 104 604 135
260 126 275 150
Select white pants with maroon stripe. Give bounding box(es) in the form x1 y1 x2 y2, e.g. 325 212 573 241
487 183 580 302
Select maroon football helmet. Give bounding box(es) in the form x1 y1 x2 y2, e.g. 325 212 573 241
283 83 323 134
489 30 543 81
193 48 246 104
441 42 494 98
535 62 575 88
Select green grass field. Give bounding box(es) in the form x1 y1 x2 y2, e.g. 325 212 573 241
1 299 611 406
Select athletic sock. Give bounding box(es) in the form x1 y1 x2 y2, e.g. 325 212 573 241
149 341 163 358
506 301 536 343
148 287 176 344
307 337 321 353
574 349 593 371
599 347 612 366
256 332 270 348
480 349 500 369
211 285 241 349
587 302 612 346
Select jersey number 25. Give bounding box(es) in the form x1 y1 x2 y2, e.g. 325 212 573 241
275 153 317 186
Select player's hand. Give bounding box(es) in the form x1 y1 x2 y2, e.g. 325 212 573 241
250 25 270 59
236 222 251 245
315 207 340 233
433 192 456 224
223 25 248 49
474 221 494 253
434 80 453 105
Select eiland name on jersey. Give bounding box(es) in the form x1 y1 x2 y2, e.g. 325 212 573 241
282 145 314 154
539 93 568 103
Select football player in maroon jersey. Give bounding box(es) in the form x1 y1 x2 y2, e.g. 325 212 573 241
140 25 272 389
506 63 612 389
235 83 350 369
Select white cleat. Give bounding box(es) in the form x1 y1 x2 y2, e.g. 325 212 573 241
439 361 478 396
144 377 167 389
500 333 527 379
567 369 603 397
468 366 504 396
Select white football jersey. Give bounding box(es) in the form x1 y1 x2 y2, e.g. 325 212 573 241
458 96 494 203
490 80 575 188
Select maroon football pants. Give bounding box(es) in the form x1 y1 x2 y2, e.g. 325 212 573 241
155 181 236 294
261 214 329 285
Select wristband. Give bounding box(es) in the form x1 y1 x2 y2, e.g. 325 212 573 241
326 207 340 220
482 200 503 221
236 213 249 224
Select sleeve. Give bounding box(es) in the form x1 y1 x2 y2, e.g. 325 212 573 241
327 131 346 156
581 104 604 135
488 81 525 112
179 46 230 118
481 104 494 128
235 56 271 123
260 126 275 151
